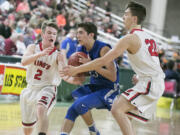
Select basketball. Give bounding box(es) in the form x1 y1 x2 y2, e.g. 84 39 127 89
68 52 88 76
68 52 88 66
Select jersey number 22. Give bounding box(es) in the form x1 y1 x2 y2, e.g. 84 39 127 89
145 39 158 56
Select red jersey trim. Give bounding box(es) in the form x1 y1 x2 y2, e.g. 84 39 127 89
39 42 56 55
130 29 143 34
39 42 43 51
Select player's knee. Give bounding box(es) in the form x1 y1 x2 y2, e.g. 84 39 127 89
111 104 118 116
65 100 89 121
65 104 79 121
36 104 47 117
111 100 123 116
74 101 89 115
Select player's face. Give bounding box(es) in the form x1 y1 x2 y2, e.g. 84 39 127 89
42 26 57 46
76 27 90 46
123 8 134 30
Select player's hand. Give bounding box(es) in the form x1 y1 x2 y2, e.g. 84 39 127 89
78 54 90 64
59 65 78 77
132 74 139 85
40 46 54 56
57 51 64 62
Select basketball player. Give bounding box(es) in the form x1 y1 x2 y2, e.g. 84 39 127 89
20 20 82 135
61 2 165 135
60 22 120 135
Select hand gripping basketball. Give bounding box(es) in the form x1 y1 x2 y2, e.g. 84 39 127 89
68 52 88 77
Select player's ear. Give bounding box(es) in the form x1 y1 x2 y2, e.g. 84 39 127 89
133 16 138 24
89 33 94 39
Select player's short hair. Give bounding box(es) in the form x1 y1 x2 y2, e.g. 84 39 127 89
77 22 97 40
126 1 146 24
41 20 59 33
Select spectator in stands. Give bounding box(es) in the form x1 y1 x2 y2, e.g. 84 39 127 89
28 0 38 10
16 0 30 14
3 33 23 55
164 60 180 82
0 0 14 13
56 10 66 28
101 15 113 33
111 24 121 38
158 49 168 70
104 1 112 15
15 20 26 34
23 27 35 47
60 29 78 63
0 17 12 39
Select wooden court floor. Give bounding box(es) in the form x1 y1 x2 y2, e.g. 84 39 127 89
0 101 180 135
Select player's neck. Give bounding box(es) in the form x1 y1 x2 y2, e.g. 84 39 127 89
42 41 54 49
129 25 141 33
86 40 95 51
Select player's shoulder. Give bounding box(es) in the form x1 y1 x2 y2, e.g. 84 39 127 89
96 40 112 50
26 44 36 50
122 33 139 43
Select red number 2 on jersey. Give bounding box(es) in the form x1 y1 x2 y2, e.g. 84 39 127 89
34 69 43 80
145 39 158 56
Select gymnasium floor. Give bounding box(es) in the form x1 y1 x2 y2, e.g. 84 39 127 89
0 98 180 135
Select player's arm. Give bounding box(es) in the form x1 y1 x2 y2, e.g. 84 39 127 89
21 44 54 66
62 34 136 76
62 75 85 85
61 49 68 64
57 52 85 85
21 44 37 66
60 40 68 64
94 46 117 82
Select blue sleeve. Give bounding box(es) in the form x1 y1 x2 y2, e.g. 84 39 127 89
60 40 68 49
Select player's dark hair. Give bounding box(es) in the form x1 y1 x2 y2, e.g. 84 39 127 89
41 20 59 33
78 22 97 40
126 1 146 24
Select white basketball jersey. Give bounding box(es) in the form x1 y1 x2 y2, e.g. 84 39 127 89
127 29 165 78
26 43 62 86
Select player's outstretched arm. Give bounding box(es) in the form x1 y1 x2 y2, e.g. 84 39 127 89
61 35 132 76
94 46 117 82
21 44 54 66
57 52 85 85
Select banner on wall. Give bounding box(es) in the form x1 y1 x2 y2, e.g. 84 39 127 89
0 64 27 95
0 65 5 91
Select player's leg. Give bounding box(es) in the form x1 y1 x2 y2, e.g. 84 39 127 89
36 104 48 135
81 111 100 135
36 86 57 135
60 86 91 135
22 128 33 135
20 88 36 135
111 95 136 135
60 92 103 135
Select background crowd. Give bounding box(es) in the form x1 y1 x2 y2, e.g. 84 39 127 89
0 0 179 88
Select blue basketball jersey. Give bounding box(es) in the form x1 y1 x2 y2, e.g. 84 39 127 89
76 40 119 89
61 37 78 59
